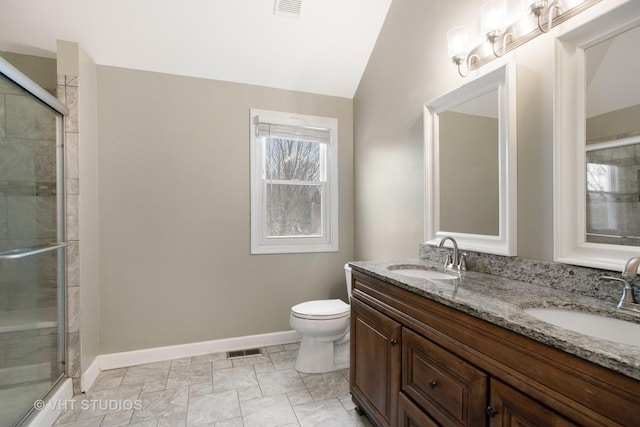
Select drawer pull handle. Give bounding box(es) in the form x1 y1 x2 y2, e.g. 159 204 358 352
428 380 437 389
390 339 398 346
486 406 498 418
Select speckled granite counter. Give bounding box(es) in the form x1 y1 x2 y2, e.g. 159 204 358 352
349 258 640 381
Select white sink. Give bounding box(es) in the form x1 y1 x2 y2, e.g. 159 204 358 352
524 308 640 347
387 266 458 280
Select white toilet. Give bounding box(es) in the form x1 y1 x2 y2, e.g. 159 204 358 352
289 264 352 373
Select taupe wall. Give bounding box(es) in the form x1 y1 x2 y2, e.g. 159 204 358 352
0 51 57 94
97 66 353 353
353 0 623 262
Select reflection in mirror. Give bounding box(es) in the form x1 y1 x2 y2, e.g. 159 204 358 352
585 24 640 247
554 1 640 271
439 90 499 235
424 64 516 256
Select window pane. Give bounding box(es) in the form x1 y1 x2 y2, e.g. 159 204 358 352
585 143 640 246
266 183 323 237
265 138 321 181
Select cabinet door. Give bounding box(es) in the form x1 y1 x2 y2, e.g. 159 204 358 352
402 328 487 427
488 379 577 427
399 392 438 427
351 297 402 427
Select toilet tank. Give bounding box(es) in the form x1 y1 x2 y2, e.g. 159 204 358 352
344 263 352 299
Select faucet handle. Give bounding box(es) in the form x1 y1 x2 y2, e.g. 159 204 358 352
458 253 468 271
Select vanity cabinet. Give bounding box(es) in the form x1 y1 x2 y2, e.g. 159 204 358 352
350 297 401 427
350 270 640 427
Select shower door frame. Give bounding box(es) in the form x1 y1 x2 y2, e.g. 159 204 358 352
0 56 69 425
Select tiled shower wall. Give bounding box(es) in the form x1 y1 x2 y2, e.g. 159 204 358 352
57 74 81 394
0 75 60 387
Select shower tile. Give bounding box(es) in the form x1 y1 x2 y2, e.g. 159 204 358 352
66 194 79 240
0 139 36 181
64 86 78 133
66 76 78 87
66 241 80 287
64 131 78 180
67 178 79 195
186 390 240 426
35 139 57 182
57 84 66 105
67 286 80 333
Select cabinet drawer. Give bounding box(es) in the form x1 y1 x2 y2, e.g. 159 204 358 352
398 392 438 427
402 328 487 427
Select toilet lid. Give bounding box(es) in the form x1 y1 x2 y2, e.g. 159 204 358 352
291 299 350 319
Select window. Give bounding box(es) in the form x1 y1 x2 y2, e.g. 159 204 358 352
250 109 338 254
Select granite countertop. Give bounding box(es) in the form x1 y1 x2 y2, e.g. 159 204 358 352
349 258 640 381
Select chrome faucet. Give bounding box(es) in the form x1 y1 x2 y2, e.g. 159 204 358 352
438 236 467 271
600 256 640 314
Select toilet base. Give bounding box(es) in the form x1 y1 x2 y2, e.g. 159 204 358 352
294 336 350 374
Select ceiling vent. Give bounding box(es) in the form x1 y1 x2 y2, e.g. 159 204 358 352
274 0 302 18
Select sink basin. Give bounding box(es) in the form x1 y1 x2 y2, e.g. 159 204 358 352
387 265 458 280
523 308 640 347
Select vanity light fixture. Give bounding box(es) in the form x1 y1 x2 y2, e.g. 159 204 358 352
448 0 600 77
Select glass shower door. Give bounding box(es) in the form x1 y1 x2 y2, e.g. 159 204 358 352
0 71 66 426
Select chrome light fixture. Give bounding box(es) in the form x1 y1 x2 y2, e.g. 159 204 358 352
448 0 600 77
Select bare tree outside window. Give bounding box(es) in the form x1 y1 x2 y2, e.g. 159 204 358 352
264 138 324 237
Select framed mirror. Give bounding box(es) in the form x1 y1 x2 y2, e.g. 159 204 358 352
554 1 640 271
424 64 517 255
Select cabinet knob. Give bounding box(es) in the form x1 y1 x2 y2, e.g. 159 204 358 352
390 339 398 346
486 406 498 418
428 380 437 389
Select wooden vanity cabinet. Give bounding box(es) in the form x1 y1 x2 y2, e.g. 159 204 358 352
349 270 640 427
350 297 402 427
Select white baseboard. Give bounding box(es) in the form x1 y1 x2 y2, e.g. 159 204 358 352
28 378 73 427
98 330 300 372
81 356 101 393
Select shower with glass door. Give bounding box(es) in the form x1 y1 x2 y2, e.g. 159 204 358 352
0 59 67 426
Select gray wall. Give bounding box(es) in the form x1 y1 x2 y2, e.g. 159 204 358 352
353 0 603 261
97 66 353 353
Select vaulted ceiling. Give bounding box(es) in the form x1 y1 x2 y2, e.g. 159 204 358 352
0 0 393 98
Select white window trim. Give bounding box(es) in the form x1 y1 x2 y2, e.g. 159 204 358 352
250 108 339 254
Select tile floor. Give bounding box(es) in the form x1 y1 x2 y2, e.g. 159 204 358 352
53 343 374 427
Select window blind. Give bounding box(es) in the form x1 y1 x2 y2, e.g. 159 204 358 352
256 122 331 144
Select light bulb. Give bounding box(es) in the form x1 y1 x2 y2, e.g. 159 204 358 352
481 0 506 35
447 26 469 59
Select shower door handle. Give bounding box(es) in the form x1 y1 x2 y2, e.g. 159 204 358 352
0 242 69 260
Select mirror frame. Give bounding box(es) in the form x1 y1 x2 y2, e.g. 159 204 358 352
554 1 640 272
424 63 517 256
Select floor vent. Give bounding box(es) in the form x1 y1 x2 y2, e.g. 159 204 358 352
274 0 302 18
226 348 262 359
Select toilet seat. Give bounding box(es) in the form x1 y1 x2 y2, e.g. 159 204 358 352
291 299 349 320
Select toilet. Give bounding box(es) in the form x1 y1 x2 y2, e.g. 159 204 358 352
289 264 352 373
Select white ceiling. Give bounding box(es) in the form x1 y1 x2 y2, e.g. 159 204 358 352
0 0 392 98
